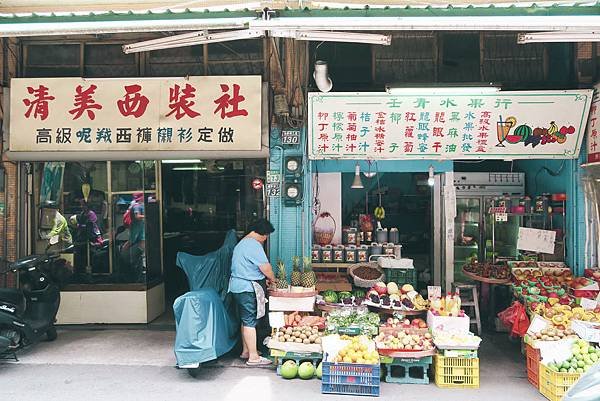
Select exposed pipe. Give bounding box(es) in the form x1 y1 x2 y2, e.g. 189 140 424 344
313 60 332 93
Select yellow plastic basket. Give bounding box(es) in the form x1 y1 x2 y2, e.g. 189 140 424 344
434 355 480 389
538 364 581 401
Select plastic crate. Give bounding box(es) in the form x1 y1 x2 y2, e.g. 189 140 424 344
384 356 432 385
273 351 322 376
526 345 541 388
539 364 581 401
321 362 380 397
434 355 480 389
383 268 417 288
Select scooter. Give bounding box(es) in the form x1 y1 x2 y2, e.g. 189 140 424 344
0 244 73 360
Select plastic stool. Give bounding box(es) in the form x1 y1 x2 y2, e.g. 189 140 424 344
451 283 482 335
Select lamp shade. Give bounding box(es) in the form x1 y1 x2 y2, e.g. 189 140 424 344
351 163 364 189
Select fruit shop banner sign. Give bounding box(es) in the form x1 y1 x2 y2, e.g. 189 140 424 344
586 83 600 164
9 76 261 152
308 90 592 160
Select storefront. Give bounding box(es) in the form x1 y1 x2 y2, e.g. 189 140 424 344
6 75 268 324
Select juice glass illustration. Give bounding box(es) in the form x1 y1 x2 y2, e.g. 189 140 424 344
496 116 516 147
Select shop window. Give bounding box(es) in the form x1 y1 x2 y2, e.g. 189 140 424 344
110 161 160 284
24 44 81 77
84 44 138 77
33 162 110 281
439 33 481 83
32 161 161 287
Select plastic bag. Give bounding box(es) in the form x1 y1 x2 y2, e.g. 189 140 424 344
498 301 530 337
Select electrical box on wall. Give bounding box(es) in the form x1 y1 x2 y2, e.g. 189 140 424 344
283 156 303 206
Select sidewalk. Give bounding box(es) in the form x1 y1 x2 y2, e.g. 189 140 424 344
0 327 546 401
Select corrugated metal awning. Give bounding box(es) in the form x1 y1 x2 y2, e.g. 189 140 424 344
0 1 598 37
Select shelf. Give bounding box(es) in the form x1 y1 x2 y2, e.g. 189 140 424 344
454 245 479 249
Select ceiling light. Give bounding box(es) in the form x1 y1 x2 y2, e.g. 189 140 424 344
270 30 391 45
172 167 207 171
386 85 500 95
351 163 364 189
123 29 265 53
162 159 203 164
428 165 435 187
518 31 600 44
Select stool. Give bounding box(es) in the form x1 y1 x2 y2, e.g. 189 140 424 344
451 283 481 335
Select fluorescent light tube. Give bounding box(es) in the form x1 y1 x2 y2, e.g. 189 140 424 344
124 31 209 51
386 86 500 95
162 159 203 164
270 29 391 45
251 16 600 32
123 29 265 53
172 167 207 171
518 31 600 43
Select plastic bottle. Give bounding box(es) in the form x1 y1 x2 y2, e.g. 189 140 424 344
449 293 461 317
445 292 454 316
431 296 442 313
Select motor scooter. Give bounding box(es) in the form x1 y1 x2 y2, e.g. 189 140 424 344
0 244 73 360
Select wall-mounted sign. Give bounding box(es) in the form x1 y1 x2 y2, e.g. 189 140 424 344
266 171 281 197
308 90 592 160
587 83 600 163
9 76 262 152
281 129 301 145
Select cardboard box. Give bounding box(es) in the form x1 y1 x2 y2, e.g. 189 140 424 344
426 310 470 334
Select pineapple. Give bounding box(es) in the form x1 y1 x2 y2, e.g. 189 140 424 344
276 260 289 290
301 256 317 288
291 256 302 287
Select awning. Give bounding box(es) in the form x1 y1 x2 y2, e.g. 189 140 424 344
0 1 599 37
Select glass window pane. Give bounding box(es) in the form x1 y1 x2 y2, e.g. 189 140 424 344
111 161 156 192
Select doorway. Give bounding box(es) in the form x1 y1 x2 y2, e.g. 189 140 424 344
341 172 434 291
161 159 267 311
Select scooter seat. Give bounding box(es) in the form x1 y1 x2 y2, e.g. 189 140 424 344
9 254 46 271
0 288 26 315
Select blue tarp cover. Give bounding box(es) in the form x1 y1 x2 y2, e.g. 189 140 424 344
173 230 239 367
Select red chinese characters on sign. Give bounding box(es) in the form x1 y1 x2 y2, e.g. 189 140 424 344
117 84 149 118
69 84 103 120
166 83 201 120
23 85 55 121
214 84 248 119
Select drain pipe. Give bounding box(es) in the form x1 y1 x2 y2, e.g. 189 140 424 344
271 144 284 260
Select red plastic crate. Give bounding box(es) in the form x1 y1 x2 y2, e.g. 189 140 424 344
526 344 541 388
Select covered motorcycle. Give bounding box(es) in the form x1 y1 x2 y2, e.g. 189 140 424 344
173 230 239 370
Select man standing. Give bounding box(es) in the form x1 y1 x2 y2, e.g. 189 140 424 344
228 219 276 367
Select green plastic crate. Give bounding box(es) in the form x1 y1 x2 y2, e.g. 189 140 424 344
384 268 417 288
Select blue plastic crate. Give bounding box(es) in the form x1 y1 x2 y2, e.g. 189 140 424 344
321 362 380 397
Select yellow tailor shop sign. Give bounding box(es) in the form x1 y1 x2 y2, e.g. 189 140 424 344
9 76 262 152
308 90 593 160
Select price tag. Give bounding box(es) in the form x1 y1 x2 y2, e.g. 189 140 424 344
517 227 556 254
495 212 508 222
581 297 598 311
269 312 285 329
428 286 441 299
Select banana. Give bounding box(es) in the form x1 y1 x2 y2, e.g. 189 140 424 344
374 206 386 221
548 121 558 136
